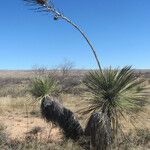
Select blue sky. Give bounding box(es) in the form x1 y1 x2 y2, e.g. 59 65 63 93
0 0 150 70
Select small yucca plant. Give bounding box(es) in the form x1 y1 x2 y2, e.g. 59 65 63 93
82 66 148 147
30 75 59 100
29 75 84 142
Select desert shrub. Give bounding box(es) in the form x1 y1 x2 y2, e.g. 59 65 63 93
32 66 48 77
58 59 74 77
58 75 83 94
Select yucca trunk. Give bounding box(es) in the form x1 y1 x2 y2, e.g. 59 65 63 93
41 97 112 149
84 112 112 150
41 96 84 141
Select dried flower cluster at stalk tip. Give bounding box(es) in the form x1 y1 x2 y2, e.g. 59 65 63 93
24 0 47 5
36 0 47 5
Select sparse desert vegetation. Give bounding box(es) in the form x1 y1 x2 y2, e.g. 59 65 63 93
0 69 150 150
0 1 150 149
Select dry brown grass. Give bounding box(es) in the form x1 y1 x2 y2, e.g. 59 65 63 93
0 70 150 149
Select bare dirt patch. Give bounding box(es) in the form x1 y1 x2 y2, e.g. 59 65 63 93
0 97 62 142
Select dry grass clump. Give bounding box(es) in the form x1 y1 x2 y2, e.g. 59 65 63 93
59 75 83 95
115 128 150 150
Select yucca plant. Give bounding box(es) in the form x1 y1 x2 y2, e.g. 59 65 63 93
30 75 59 100
30 76 84 141
23 1 149 149
82 66 148 147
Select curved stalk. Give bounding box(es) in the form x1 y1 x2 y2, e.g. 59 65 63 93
62 16 102 72
45 3 103 72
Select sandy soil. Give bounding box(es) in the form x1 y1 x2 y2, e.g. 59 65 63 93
0 111 61 142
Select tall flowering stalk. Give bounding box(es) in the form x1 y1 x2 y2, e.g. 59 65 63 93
24 0 102 72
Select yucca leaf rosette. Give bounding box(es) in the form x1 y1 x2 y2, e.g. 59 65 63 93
30 75 59 101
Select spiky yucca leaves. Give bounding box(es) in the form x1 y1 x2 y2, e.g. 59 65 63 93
84 66 147 114
83 66 148 147
30 75 59 100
